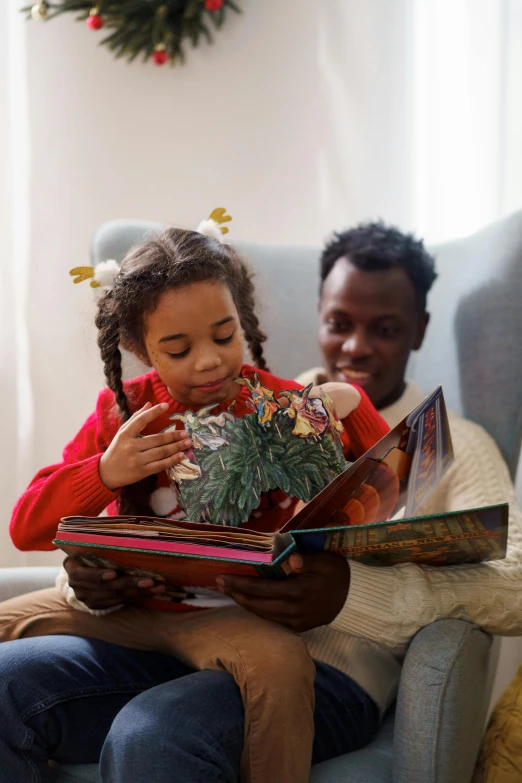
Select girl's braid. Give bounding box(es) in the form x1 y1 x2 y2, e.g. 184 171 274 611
232 259 269 371
95 292 156 516
95 292 131 422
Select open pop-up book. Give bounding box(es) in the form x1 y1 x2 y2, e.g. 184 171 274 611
54 385 508 596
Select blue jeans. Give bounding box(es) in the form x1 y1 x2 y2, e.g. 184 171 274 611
0 635 379 782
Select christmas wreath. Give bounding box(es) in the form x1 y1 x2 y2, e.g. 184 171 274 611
24 0 241 67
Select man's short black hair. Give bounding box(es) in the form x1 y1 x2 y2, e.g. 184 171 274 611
320 221 437 312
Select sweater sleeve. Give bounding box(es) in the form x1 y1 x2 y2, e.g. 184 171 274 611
330 415 522 654
340 387 390 458
10 389 120 551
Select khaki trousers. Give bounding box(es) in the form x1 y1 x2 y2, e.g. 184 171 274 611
0 588 315 783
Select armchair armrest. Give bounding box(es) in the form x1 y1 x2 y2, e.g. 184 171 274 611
0 567 60 602
394 618 492 783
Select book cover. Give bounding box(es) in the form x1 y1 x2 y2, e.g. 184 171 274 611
288 505 508 567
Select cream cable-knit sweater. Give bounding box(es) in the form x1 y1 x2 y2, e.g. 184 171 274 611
57 377 522 713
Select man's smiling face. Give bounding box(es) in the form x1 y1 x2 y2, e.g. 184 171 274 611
319 256 429 409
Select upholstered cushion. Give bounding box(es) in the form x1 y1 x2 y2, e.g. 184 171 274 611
0 567 59 600
309 711 394 783
47 718 394 783
409 210 522 476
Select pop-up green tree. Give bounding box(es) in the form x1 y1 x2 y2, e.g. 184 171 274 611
166 377 348 527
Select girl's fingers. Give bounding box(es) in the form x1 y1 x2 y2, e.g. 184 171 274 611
142 439 192 466
144 450 192 476
137 429 188 451
127 401 152 420
125 402 170 437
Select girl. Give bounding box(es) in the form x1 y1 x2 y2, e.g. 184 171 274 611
3 218 389 783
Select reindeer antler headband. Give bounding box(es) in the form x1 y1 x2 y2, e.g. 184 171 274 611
69 207 232 291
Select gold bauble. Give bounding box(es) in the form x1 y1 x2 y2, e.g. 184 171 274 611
31 2 49 20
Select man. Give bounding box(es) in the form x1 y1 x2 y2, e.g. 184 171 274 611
292 222 522 651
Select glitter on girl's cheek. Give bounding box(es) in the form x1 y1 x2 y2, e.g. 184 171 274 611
150 346 167 371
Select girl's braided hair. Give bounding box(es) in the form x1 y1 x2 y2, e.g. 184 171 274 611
95 228 268 515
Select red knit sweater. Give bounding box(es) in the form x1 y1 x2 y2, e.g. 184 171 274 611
10 365 389 551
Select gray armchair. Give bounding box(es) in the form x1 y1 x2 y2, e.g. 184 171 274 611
3 210 522 782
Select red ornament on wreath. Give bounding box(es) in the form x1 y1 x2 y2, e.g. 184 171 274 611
152 44 168 66
86 8 104 30
204 0 224 11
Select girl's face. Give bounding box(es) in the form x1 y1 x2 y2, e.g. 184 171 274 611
141 281 245 407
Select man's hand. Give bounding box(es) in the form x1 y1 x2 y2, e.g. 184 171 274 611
64 557 166 611
216 552 350 632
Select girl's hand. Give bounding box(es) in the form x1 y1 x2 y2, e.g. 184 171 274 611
312 382 361 419
99 402 192 490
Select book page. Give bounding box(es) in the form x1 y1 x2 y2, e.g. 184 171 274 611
282 386 454 533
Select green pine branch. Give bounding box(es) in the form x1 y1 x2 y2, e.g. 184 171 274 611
22 0 241 66
176 407 349 526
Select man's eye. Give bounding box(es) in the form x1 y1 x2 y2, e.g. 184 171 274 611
168 349 190 359
375 325 399 338
326 319 349 333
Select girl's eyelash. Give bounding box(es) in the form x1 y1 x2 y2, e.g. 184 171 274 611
168 334 234 359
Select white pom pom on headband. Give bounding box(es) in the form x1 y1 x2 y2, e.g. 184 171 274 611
196 207 232 243
69 207 232 290
69 259 120 289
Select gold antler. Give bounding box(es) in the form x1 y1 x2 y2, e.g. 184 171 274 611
69 267 100 288
208 207 232 235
